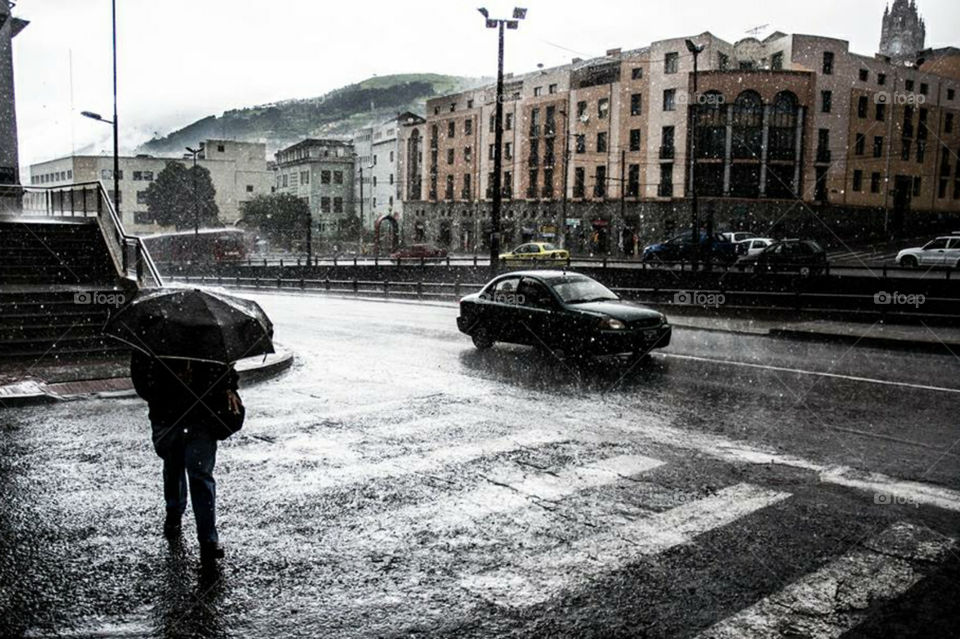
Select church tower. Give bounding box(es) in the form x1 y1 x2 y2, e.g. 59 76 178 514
879 0 926 65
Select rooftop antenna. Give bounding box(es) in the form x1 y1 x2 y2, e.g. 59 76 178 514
745 24 769 37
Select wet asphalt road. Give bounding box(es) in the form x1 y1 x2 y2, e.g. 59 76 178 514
1 291 959 638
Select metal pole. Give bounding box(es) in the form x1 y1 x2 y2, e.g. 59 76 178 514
490 20 505 275
558 110 570 251
111 0 120 218
688 48 700 270
359 166 364 255
306 212 313 265
620 149 625 255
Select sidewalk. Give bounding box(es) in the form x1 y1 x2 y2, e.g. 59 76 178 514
0 345 294 406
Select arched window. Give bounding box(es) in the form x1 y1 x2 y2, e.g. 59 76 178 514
694 91 726 160
731 91 763 159
767 91 800 198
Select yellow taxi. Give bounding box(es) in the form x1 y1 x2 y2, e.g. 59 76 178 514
499 242 569 265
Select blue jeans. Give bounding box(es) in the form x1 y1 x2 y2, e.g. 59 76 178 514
163 434 218 544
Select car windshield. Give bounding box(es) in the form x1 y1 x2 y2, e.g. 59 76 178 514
549 277 618 303
540 243 558 251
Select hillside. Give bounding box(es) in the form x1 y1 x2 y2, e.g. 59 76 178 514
138 73 488 156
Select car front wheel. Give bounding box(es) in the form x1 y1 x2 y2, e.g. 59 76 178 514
900 255 918 269
472 327 494 351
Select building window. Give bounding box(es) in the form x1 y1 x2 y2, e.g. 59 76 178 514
857 96 868 118
505 113 513 130
467 99 474 109
629 129 641 152
876 103 886 122
628 164 640 196
282 175 288 187
335 171 344 184
854 133 866 155
948 88 956 100
771 52 784 70
448 121 455 138
718 52 729 70
321 197 331 212
822 51 834 75
389 150 394 162
576 101 587 119
596 132 608 153
505 142 513 159
527 169 538 198
333 197 343 213
664 52 679 74
533 86 543 97
464 147 472 162
905 79 914 91
913 176 922 197
901 139 912 161
301 171 310 184
859 69 869 82
465 119 472 135
594 166 606 197
136 191 148 204
658 163 673 197
445 174 454 200
575 134 586 154
447 149 455 165
549 83 558 94
630 93 642 116
870 172 881 193
663 89 676 111
873 136 884 158
821 90 832 113
598 98 609 119
852 170 863 192
321 170 331 184
389 173 394 185
631 67 643 80
573 167 585 198
133 171 143 181
450 103 456 112
217 144 225 152
372 176 378 188
489 115 495 133
945 113 954 134
921 82 930 94
878 73 886 86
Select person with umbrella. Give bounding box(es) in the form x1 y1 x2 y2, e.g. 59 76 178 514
106 288 274 565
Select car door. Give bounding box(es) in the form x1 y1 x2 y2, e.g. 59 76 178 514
919 239 948 266
515 277 558 347
484 276 524 342
946 238 960 267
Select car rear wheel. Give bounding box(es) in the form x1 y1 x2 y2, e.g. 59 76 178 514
900 255 918 269
471 328 494 351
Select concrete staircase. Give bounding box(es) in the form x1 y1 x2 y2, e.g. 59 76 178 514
0 218 135 360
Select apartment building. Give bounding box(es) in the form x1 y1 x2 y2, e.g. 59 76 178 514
274 139 355 237
28 140 273 233
404 1 960 254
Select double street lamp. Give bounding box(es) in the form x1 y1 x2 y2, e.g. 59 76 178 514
80 0 119 217
479 6 526 274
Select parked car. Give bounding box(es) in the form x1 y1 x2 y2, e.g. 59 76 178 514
721 231 757 243
499 242 569 265
457 271 671 358
641 232 737 264
895 235 960 269
735 237 774 257
391 244 448 260
749 239 828 275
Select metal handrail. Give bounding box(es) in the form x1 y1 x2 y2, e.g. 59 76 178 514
0 182 163 288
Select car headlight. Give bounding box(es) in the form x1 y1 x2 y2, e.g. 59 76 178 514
600 317 627 330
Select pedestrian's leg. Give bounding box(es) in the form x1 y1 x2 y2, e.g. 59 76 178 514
162 449 187 517
184 436 218 545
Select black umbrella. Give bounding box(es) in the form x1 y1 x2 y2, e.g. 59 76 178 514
104 288 274 364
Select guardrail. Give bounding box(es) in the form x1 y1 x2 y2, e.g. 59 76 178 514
0 182 163 289
166 273 960 325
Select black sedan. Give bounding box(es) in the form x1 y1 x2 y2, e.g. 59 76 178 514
457 271 671 358
743 239 827 275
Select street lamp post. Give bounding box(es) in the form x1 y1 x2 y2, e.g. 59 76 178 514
685 39 704 270
358 162 374 256
185 146 202 263
479 6 526 275
80 110 119 214
111 0 118 217
553 109 571 251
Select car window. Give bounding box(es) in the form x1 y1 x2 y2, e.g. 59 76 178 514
924 239 948 250
541 243 558 251
518 278 552 307
550 277 618 303
949 238 960 249
487 277 522 304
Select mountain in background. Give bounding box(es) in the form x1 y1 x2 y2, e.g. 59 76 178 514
137 73 489 157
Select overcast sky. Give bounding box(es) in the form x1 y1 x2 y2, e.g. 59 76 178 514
11 0 960 168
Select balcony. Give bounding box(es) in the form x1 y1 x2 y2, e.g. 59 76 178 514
659 145 675 159
657 183 674 197
815 148 831 163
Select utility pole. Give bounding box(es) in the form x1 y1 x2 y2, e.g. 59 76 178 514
185 146 201 263
359 165 364 255
685 39 704 269
111 0 119 217
620 149 626 255
479 7 526 275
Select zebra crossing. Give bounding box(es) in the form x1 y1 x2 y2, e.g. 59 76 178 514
234 391 960 636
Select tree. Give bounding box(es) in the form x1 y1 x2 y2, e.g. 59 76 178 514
239 193 311 250
144 160 220 230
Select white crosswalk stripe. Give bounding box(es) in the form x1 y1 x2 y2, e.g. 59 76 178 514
696 522 957 638
460 483 792 608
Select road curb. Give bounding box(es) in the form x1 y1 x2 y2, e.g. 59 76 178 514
767 328 959 354
0 349 295 407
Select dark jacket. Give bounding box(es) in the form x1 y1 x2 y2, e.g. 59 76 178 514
131 352 239 458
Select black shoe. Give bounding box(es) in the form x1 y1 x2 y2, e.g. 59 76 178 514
200 542 224 564
163 512 182 539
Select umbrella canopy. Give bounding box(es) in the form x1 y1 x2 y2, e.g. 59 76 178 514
105 288 274 364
